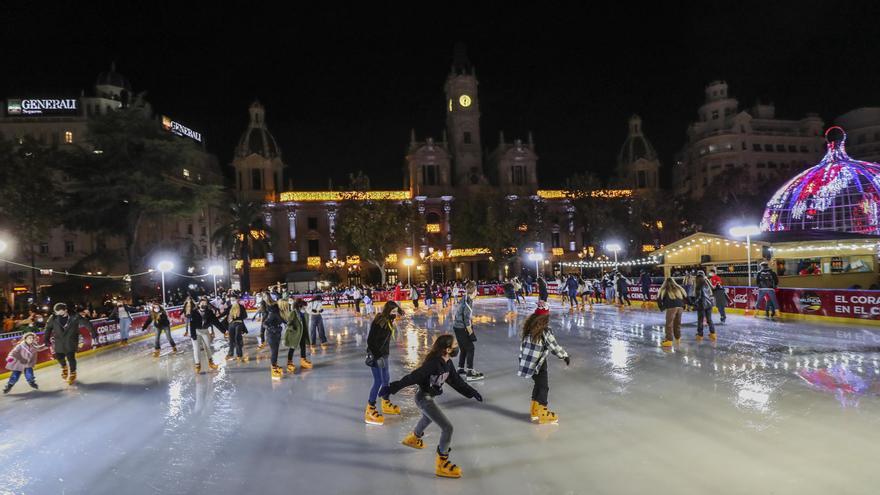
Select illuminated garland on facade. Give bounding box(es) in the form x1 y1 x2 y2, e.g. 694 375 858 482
537 189 633 200
447 248 491 258
426 223 441 233
768 243 878 254
234 259 267 269
278 191 412 202
561 256 659 268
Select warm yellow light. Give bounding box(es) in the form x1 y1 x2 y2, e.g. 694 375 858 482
552 247 564 256
278 191 412 202
307 256 321 268
234 258 267 269
402 258 415 267
517 224 528 232
426 223 441 233
537 189 633 200
346 255 360 265
642 244 663 253
385 253 398 263
447 248 492 258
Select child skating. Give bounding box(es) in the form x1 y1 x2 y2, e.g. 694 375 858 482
3 332 47 394
142 302 178 357
518 301 570 424
380 334 484 479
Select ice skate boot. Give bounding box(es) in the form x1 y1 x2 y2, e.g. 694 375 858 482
287 361 296 373
2 384 11 394
661 340 674 348
271 365 283 380
435 449 462 478
381 398 401 415
208 359 219 371
709 333 717 341
60 366 69 380
153 349 161 358
194 363 202 374
28 381 38 390
537 405 559 425
171 345 178 353
67 371 77 385
257 342 266 350
364 404 384 425
300 358 313 369
695 335 704 342
401 432 424 449
226 354 235 361
530 400 540 421
465 369 484 381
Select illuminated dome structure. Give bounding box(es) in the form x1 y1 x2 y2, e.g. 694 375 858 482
761 126 880 234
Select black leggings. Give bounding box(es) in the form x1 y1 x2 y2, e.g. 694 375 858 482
227 322 244 357
154 326 176 350
532 361 549 405
288 331 310 360
55 352 77 372
453 326 475 370
267 328 281 366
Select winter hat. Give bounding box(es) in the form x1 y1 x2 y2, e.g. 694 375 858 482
53 302 67 312
534 300 550 315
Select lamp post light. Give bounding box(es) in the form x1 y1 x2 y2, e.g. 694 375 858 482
157 260 174 307
729 225 761 287
403 257 415 286
208 265 224 298
528 253 544 278
605 243 622 266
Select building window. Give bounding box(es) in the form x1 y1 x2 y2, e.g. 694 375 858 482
711 110 719 120
788 145 797 152
183 168 191 179
65 240 74 255
637 170 647 188
308 239 320 257
551 232 561 248
463 132 472 144
39 243 49 255
187 224 193 235
512 165 525 185
764 144 773 152
423 164 438 185
753 143 762 151
202 245 208 255
741 141 747 150
251 169 262 190
768 162 777 168
64 131 73 144
200 225 207 236
776 144 785 152
757 162 766 168
307 217 318 230
799 145 808 153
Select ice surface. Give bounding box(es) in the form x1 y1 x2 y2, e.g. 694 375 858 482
2 297 880 494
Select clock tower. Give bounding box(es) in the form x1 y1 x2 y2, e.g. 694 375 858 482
445 43 485 187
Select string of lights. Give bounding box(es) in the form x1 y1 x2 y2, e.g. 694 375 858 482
561 256 659 268
0 257 154 280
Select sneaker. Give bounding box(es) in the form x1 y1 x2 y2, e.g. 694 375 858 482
465 370 484 381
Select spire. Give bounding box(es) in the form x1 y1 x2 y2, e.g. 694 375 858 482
528 131 534 150
499 131 506 145
249 100 265 128
452 42 473 75
628 115 642 136
410 128 417 146
110 61 116 72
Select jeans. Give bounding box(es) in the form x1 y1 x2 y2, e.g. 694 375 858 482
531 361 549 405
664 307 683 341
442 295 449 308
154 325 175 350
605 287 615 302
192 329 212 365
119 318 131 340
226 322 244 357
368 361 390 404
506 298 516 312
696 307 716 336
7 368 35 388
453 326 475 370
757 288 779 315
267 327 281 366
309 314 327 344
714 290 727 321
414 391 454 454
55 352 77 372
354 299 361 314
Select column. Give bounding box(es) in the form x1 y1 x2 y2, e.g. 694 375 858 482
567 202 576 252
263 209 274 263
287 207 298 262
442 195 453 253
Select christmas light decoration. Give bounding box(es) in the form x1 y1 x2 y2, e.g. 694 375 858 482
346 255 360 265
552 247 564 256
537 189 633 200
307 256 321 268
278 191 412 202
761 127 880 234
385 253 398 263
426 223 441 233
447 248 492 258
561 256 659 268
234 258 267 269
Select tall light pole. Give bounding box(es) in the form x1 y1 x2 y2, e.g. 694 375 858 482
729 225 761 287
209 265 223 298
528 253 544 278
403 257 414 286
606 243 622 266
157 260 173 307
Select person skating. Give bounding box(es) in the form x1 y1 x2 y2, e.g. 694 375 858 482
3 332 47 394
307 294 328 349
283 298 311 373
656 278 687 347
616 272 632 307
190 298 222 374
253 293 269 350
518 301 570 424
693 271 717 341
537 277 549 302
755 261 780 320
708 269 728 323
564 276 579 312
142 302 177 357
43 303 96 385
452 282 483 381
410 285 420 310
364 301 405 425
221 294 249 361
263 298 285 380
110 299 136 346
639 270 652 309
182 295 195 337
380 334 484 479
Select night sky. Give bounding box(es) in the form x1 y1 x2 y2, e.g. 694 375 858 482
4 2 880 189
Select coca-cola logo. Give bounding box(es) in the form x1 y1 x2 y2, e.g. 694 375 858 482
732 294 749 304
796 291 822 312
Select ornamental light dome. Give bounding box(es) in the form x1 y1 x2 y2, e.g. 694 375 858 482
761 126 880 234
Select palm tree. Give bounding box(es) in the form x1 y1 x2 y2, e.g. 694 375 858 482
213 202 274 293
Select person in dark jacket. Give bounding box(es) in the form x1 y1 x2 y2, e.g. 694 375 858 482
537 277 549 302
142 302 177 357
708 269 728 323
190 298 222 374
639 271 652 309
656 278 687 346
264 300 285 380
755 261 780 319
42 302 96 385
380 334 483 479
503 280 517 313
452 282 483 381
220 294 249 361
615 272 632 307
364 301 405 425
693 272 716 341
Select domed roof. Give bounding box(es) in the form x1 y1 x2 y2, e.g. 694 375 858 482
617 115 658 168
95 63 131 90
761 126 880 234
235 101 281 159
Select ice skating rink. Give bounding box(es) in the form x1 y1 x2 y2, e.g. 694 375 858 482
2 297 880 495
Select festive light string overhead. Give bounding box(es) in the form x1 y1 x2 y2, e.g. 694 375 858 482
0 257 154 280
561 256 659 268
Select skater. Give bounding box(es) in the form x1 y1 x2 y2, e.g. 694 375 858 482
189 298 222 374
110 299 136 346
308 293 328 348
656 278 687 347
3 332 47 394
639 270 652 309
693 271 717 341
440 284 450 309
503 279 517 313
352 286 363 315
708 269 728 323
537 276 548 302
222 294 249 361
182 295 195 337
264 298 285 380
381 334 484 479
602 272 616 304
409 285 420 310
513 277 526 305
363 292 374 316
578 277 592 312
755 261 780 320
683 270 696 310
452 282 483 381
142 302 177 357
43 303 96 385
252 292 269 349
616 271 632 307
364 301 405 425
283 297 311 373
564 275 579 312
518 301 570 424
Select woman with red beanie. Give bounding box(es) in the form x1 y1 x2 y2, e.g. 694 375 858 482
517 300 570 424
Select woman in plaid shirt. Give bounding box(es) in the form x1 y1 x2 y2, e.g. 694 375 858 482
518 301 570 424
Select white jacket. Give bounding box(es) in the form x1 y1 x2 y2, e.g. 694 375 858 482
307 299 323 315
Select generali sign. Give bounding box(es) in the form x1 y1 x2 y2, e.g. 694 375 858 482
161 115 202 143
6 98 79 116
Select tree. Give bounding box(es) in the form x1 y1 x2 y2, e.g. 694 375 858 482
336 200 420 285
61 95 223 275
684 168 785 233
212 202 275 293
0 138 64 297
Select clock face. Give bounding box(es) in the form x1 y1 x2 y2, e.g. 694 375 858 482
448 99 453 112
459 94 472 108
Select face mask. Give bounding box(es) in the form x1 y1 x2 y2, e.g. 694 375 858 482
199 304 207 310
55 311 66 316
288 300 294 306
449 348 459 358
153 306 160 312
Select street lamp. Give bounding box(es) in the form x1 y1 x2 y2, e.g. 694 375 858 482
157 260 173 306
208 265 223 298
402 257 415 286
528 253 544 278
605 243 622 265
729 225 761 287
0 240 6 254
